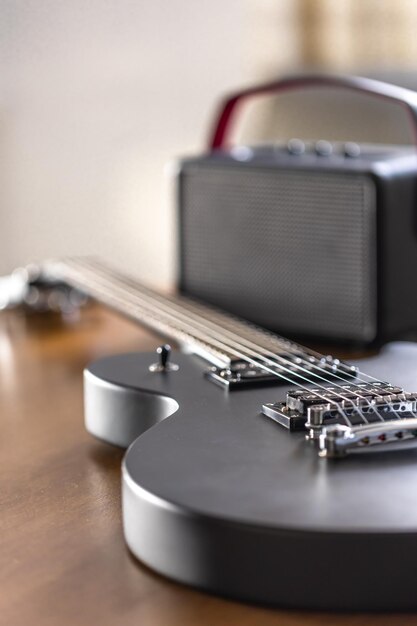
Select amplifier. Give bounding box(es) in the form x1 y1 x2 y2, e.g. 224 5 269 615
177 75 417 346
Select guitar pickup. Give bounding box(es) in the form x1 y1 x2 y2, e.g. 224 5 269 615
207 354 357 389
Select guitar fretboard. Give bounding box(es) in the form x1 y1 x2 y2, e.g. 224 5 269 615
48 257 314 369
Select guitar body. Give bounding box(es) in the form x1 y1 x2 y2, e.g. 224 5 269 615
85 342 417 610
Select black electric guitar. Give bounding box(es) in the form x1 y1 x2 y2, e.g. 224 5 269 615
24 258 417 610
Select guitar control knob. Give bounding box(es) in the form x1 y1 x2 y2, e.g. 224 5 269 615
149 344 179 372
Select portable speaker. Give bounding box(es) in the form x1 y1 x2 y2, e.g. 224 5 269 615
177 75 417 347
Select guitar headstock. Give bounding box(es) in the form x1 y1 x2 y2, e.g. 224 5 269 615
0 263 88 315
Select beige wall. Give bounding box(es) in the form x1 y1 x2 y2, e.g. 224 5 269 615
2 0 416 288
1 0 286 287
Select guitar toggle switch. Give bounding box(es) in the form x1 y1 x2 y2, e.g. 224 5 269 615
149 344 179 373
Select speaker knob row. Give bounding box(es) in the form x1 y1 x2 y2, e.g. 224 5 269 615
287 138 361 158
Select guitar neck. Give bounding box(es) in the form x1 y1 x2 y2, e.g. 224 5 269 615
47 257 303 369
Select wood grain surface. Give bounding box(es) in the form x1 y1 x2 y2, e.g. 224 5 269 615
1 303 416 625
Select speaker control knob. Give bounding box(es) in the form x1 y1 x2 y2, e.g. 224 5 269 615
287 138 305 155
314 140 333 156
343 142 361 158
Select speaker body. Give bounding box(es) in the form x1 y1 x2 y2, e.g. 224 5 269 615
177 143 417 346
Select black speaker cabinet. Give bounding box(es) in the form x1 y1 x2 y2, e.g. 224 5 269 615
177 75 417 347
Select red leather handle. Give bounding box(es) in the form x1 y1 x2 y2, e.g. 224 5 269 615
209 74 417 150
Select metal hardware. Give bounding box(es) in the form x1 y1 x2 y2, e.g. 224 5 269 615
305 404 332 440
207 362 284 390
262 401 310 431
319 417 417 458
149 344 179 373
207 354 357 390
262 383 410 431
263 382 417 457
286 381 401 413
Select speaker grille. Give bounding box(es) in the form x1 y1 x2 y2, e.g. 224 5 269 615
179 163 377 341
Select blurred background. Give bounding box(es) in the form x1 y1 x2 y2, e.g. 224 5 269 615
1 0 417 288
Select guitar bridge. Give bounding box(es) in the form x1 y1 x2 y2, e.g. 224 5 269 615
263 383 417 457
319 418 417 458
262 382 417 428
262 382 409 431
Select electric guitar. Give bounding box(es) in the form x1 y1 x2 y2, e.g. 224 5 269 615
15 257 417 610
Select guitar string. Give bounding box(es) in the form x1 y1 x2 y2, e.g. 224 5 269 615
56 260 355 424
82 258 389 388
75 258 406 422
68 258 409 423
75 258 391 423
78 258 417 423
167 295 403 422
61 258 407 424
78 259 402 423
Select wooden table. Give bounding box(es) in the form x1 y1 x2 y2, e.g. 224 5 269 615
1 302 416 625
